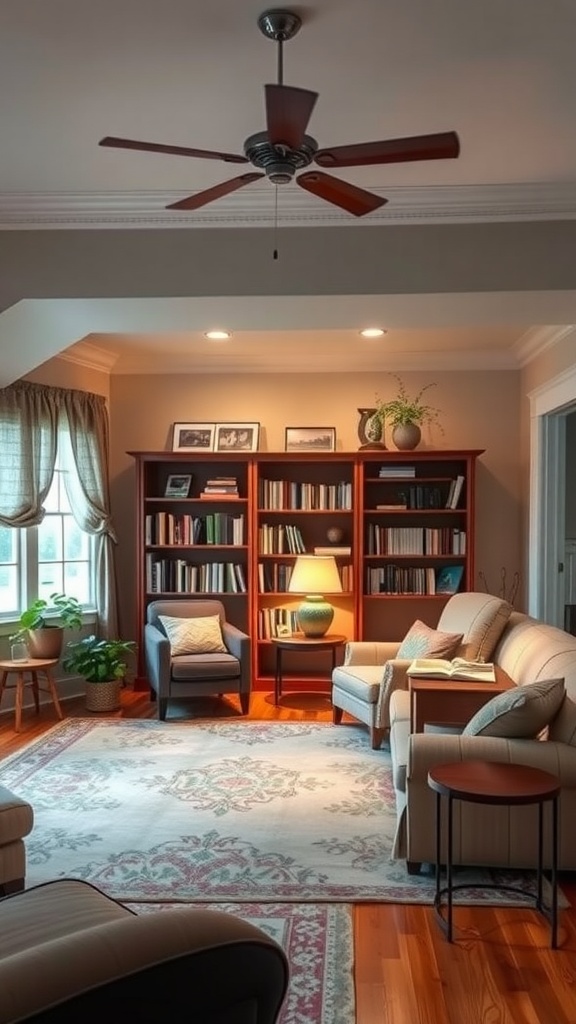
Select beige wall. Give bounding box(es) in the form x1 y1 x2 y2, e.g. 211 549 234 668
109 367 522 641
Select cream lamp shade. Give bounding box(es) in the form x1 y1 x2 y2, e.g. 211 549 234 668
288 555 343 637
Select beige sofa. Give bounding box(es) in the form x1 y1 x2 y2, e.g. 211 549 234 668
332 594 576 872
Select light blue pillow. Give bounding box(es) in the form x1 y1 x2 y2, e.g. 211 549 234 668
462 678 565 738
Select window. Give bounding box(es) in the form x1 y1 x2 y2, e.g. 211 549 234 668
0 463 94 625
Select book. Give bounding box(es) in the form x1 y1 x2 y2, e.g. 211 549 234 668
376 503 408 510
435 564 464 594
408 657 496 682
445 474 465 509
313 546 352 556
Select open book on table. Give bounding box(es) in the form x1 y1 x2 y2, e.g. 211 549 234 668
408 657 496 682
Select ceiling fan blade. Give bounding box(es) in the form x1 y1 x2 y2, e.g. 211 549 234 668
297 171 387 217
315 131 460 168
99 136 248 164
166 173 265 211
265 84 318 149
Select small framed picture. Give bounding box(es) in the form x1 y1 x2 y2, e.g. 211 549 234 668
275 623 292 637
285 427 336 452
172 422 215 452
215 422 260 452
164 474 192 498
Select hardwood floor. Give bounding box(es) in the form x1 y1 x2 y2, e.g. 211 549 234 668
2 689 576 1024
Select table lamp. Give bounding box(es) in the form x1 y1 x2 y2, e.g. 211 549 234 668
288 555 343 637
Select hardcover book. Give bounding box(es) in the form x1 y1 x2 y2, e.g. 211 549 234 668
435 564 464 594
408 657 496 682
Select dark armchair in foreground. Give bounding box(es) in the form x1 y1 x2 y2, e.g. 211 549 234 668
144 599 252 721
0 879 289 1024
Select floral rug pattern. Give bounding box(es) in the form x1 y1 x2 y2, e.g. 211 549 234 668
2 718 552 905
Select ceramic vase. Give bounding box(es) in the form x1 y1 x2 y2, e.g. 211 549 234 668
357 408 386 449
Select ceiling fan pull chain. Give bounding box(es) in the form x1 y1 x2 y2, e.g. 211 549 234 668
273 185 279 260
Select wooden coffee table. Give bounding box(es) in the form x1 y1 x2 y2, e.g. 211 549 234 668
408 665 515 733
428 760 561 947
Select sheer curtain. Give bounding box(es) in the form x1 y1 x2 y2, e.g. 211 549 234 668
0 381 119 637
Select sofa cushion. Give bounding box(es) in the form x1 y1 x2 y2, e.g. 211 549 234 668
396 620 463 661
158 614 227 655
462 677 566 738
438 592 513 661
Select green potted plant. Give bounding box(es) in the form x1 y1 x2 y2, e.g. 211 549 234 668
11 592 83 660
375 374 444 450
63 635 137 711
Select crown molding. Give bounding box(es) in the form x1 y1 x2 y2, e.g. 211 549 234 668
0 181 575 230
513 325 576 366
57 342 118 373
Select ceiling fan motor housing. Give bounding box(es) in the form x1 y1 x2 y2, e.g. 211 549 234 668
244 130 318 183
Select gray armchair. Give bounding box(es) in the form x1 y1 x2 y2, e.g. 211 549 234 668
145 599 251 721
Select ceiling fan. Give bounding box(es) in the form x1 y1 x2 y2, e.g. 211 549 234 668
99 8 460 218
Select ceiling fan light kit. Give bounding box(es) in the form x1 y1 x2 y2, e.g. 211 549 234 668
99 8 460 218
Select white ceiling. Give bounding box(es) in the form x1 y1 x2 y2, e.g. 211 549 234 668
2 0 576 376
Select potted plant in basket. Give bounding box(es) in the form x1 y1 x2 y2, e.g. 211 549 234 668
10 593 83 660
63 635 137 712
375 374 444 450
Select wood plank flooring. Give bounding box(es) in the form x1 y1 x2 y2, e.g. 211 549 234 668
2 689 576 1024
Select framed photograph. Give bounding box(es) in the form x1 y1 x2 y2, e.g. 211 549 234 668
285 426 336 452
164 474 192 498
215 422 260 452
172 422 215 452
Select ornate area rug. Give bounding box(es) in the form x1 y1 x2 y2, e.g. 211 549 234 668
3 718 557 904
124 901 354 1024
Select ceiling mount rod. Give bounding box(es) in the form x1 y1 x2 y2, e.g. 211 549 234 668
257 9 302 86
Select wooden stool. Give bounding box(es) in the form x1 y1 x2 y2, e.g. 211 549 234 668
0 658 63 733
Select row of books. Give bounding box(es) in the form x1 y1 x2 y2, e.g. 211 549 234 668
365 563 464 595
258 523 306 555
145 511 245 546
258 479 353 510
258 561 353 593
365 526 466 556
146 556 247 594
258 607 300 639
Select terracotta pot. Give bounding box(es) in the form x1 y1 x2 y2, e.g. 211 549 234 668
392 422 421 451
27 626 65 660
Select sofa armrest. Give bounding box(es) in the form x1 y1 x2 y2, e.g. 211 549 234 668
375 658 414 730
222 622 251 691
395 733 576 866
344 641 400 666
0 902 289 1023
144 622 171 693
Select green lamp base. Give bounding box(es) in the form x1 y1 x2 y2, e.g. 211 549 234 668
296 595 335 638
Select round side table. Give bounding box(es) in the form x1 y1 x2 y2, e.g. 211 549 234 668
0 658 64 733
270 634 347 704
428 760 561 947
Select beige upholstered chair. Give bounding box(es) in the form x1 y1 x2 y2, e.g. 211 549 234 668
332 592 513 748
0 879 289 1023
145 599 251 721
0 786 33 895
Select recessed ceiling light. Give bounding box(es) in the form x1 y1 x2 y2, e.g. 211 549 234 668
359 327 386 338
204 330 232 340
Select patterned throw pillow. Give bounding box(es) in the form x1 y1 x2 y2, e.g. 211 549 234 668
396 619 463 660
158 614 227 655
462 677 565 738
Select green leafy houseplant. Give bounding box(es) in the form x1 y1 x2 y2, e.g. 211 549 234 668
63 635 137 683
375 374 444 431
13 593 83 636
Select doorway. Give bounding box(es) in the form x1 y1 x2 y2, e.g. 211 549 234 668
529 364 576 627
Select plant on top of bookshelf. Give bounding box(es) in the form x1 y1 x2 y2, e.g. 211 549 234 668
375 374 444 451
